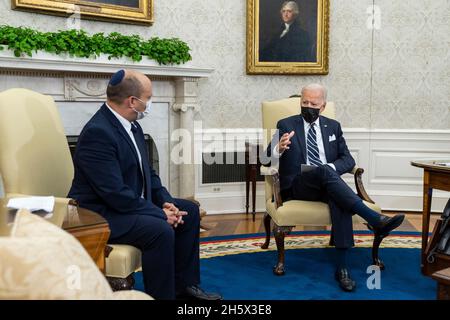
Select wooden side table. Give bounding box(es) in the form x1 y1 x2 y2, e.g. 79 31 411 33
245 142 261 222
0 199 110 273
411 160 450 276
63 205 110 273
431 267 450 300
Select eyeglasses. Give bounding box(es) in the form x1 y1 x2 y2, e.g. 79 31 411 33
132 96 146 105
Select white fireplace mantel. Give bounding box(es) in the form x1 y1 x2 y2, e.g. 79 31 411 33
0 50 213 198
0 50 214 78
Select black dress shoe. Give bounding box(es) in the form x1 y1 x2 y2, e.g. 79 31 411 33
369 214 405 236
335 268 356 292
176 285 223 300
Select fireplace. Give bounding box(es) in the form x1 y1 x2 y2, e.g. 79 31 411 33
0 50 213 198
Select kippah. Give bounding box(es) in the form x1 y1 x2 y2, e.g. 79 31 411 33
109 69 125 86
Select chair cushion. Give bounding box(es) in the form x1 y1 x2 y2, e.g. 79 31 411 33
105 244 142 278
266 199 380 227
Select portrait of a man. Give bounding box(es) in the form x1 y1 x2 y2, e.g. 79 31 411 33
247 0 328 74
12 0 152 25
259 1 317 63
87 0 140 8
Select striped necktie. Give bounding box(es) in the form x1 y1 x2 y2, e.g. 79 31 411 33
306 123 323 166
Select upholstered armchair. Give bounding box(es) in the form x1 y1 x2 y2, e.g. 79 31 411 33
260 97 385 275
0 88 141 290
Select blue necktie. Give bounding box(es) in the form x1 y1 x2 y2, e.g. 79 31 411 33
306 123 323 167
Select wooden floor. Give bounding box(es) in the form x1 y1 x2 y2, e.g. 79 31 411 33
200 211 440 238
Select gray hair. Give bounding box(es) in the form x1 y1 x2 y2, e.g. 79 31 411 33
301 83 328 101
281 1 299 15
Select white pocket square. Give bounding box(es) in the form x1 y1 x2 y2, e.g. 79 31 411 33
329 134 336 142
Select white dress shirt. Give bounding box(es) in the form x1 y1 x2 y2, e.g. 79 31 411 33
280 23 291 38
304 118 335 170
105 103 145 197
273 117 336 170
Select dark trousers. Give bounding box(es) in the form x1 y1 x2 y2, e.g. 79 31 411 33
282 165 361 249
109 198 200 300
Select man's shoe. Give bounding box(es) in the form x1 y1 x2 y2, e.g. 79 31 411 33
335 268 356 292
176 285 222 300
369 214 405 236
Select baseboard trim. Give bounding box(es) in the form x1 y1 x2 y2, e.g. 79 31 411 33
196 188 449 215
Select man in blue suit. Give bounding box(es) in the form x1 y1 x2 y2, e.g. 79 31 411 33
265 83 405 292
68 69 221 300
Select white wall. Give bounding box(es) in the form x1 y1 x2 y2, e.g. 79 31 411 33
1 0 449 213
195 128 450 214
0 0 448 130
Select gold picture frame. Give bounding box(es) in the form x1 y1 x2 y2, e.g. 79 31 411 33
247 0 329 75
12 0 154 25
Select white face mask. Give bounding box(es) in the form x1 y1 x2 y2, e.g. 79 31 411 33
132 97 152 120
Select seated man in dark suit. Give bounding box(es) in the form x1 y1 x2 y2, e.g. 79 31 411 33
264 83 405 292
68 69 221 300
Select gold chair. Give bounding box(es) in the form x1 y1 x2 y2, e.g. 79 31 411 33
0 88 141 290
260 97 385 275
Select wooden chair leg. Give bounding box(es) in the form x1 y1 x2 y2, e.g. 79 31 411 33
273 225 293 276
106 274 135 291
261 212 272 249
372 232 386 270
437 283 450 300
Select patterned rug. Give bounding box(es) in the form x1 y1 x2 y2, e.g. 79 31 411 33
135 231 436 300
200 230 423 259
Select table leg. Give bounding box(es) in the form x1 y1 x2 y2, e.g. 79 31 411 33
245 161 250 215
421 170 432 274
251 165 257 222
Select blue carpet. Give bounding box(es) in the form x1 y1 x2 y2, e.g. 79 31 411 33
133 233 435 300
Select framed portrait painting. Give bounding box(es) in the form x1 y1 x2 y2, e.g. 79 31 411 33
12 0 153 25
247 0 329 75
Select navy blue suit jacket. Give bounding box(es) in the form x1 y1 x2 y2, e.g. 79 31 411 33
260 20 315 62
265 115 355 191
68 104 174 239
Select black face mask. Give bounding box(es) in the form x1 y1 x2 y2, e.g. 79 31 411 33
301 106 320 123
